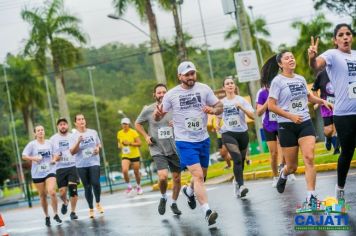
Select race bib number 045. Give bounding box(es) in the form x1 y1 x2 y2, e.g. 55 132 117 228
185 117 203 131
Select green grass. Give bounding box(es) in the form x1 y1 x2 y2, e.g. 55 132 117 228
3 186 22 198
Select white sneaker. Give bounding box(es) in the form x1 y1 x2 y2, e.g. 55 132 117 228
239 185 248 198
288 174 297 181
335 184 345 200
232 179 239 197
272 177 278 187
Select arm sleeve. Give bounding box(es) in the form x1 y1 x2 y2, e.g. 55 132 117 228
162 93 172 113
22 142 33 156
135 106 149 124
206 86 219 106
268 78 280 100
132 130 140 138
242 98 254 112
257 90 267 105
94 130 101 145
319 49 334 67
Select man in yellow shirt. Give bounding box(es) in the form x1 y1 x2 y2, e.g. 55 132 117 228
117 118 142 195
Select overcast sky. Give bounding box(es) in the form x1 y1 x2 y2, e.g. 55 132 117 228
0 0 351 61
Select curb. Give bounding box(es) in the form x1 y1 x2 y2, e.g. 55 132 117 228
151 160 356 190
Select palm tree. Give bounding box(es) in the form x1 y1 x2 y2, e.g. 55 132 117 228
291 14 333 82
158 0 187 62
6 55 46 139
21 0 87 124
225 16 274 65
112 0 167 84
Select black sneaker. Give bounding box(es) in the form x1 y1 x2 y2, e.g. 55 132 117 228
158 198 167 215
70 212 78 220
170 203 182 215
333 148 340 155
276 170 287 193
205 209 218 226
45 216 51 227
182 186 196 209
325 137 332 151
53 214 62 225
61 203 68 215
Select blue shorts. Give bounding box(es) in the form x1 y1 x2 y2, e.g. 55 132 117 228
175 138 210 169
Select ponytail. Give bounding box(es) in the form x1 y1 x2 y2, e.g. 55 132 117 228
260 55 279 88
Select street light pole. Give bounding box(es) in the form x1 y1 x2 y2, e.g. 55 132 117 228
2 63 29 205
248 5 264 66
87 66 113 194
197 0 216 90
44 75 56 134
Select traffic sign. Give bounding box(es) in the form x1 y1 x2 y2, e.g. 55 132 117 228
234 50 260 82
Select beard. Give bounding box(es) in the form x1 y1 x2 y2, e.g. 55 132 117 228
59 128 68 134
182 79 195 88
156 96 164 104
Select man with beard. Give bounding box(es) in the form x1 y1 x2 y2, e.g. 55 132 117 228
153 61 223 226
135 84 182 216
50 118 79 220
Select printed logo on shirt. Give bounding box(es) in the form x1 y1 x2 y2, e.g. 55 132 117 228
287 82 307 97
80 136 95 148
58 140 69 151
38 149 51 159
346 59 356 77
223 104 239 116
325 82 335 95
179 93 202 110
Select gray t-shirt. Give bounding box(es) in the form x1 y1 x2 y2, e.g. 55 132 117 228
220 95 254 133
50 133 76 170
320 49 356 116
162 82 219 142
22 140 56 179
136 103 176 156
70 129 101 168
269 74 310 123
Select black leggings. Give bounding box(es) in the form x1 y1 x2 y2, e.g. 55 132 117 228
222 131 249 187
334 115 356 188
77 166 101 209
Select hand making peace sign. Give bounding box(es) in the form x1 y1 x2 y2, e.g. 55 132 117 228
308 36 319 59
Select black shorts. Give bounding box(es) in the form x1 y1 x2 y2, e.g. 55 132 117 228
221 131 249 151
32 173 56 184
278 120 316 147
122 157 140 162
217 138 223 149
152 154 181 173
263 128 278 142
56 166 80 188
323 116 334 126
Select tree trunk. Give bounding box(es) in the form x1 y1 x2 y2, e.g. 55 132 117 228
22 108 34 140
171 1 187 62
52 56 71 129
144 0 167 84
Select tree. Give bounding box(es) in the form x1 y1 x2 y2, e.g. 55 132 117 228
112 0 167 84
313 0 356 27
158 0 187 62
21 0 87 124
6 55 46 139
291 14 333 82
0 138 13 186
225 16 274 65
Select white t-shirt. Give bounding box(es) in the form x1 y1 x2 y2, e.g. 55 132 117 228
50 133 76 170
269 74 310 123
22 140 56 179
70 129 101 168
320 49 356 115
220 95 254 133
162 82 219 142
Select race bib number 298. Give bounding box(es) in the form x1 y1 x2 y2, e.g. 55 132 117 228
184 117 203 131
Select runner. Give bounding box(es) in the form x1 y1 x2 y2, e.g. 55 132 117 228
153 61 223 226
311 69 340 154
70 114 104 218
22 125 62 226
308 23 356 200
211 115 231 169
216 78 254 198
257 58 296 188
135 83 182 215
50 118 79 220
267 51 332 204
117 117 143 195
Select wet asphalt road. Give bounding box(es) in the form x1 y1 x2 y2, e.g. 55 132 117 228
2 169 356 236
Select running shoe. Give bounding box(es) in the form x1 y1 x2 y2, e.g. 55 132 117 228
89 209 95 218
335 185 345 200
223 165 231 170
246 159 252 165
96 203 104 214
53 214 62 225
205 209 218 226
136 186 143 195
325 137 332 151
333 148 340 155
158 198 167 215
125 187 133 195
170 203 182 215
182 185 196 209
272 177 279 188
239 185 248 198
288 174 297 181
45 216 51 227
70 212 78 220
61 203 68 215
276 170 287 193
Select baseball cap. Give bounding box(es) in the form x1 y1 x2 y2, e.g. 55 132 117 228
56 117 68 125
177 61 196 75
121 117 131 124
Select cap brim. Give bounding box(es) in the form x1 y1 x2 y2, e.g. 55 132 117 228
180 69 197 75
